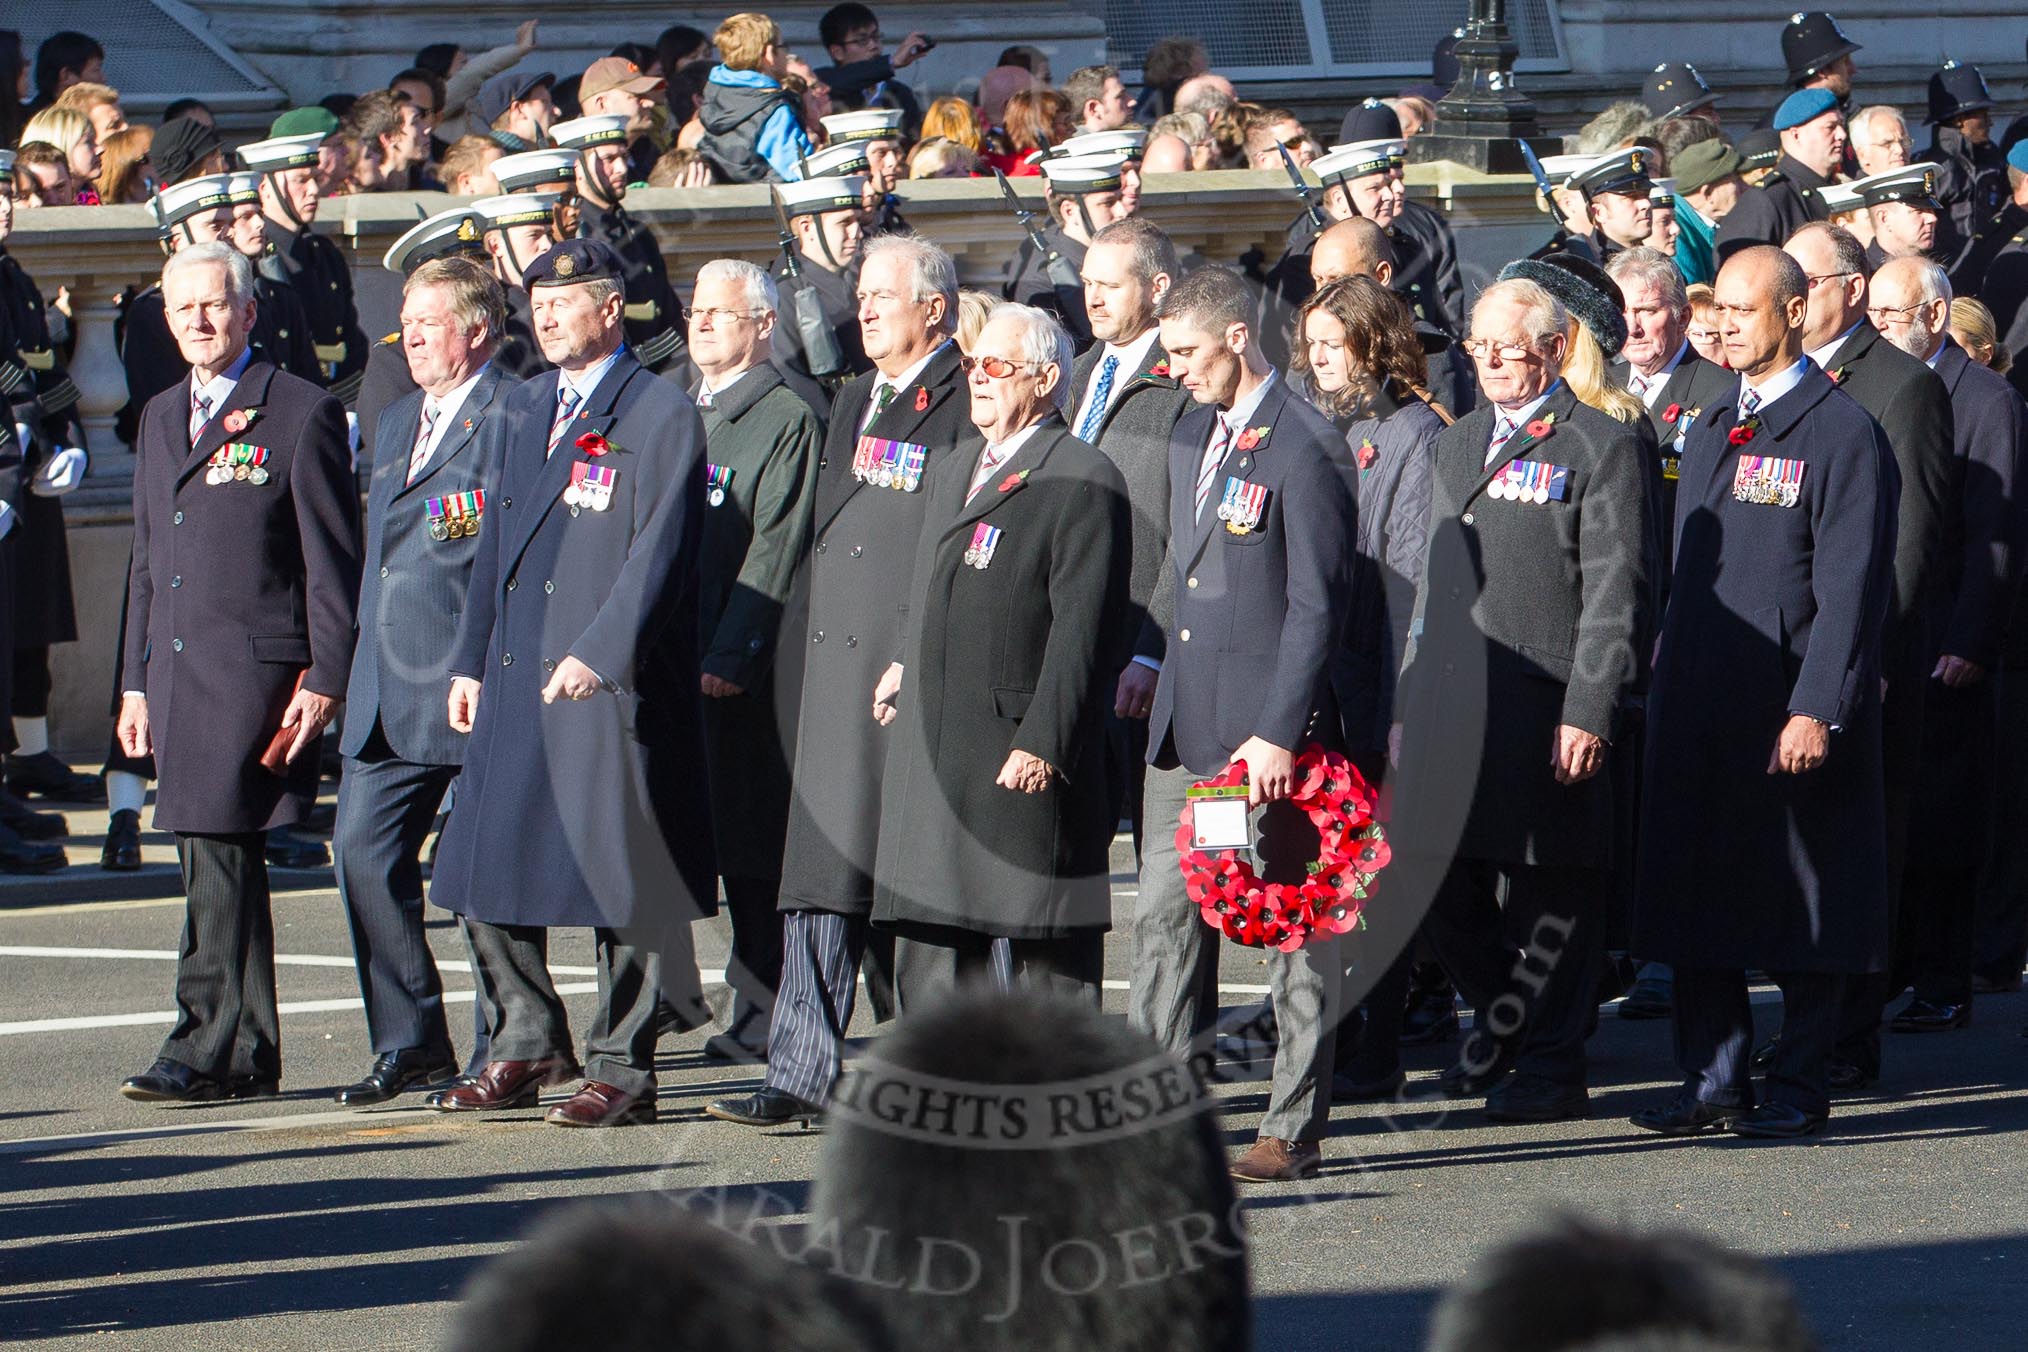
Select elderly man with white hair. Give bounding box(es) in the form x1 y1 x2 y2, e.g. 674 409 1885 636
869 302 1131 1006
686 258 823 1063
1861 255 2025 1047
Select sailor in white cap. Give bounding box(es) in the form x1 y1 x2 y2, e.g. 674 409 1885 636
490 146 582 243
821 108 910 234
471 194 560 380
1528 152 1606 263
771 174 873 402
1003 152 1135 345
551 114 687 377
238 131 370 406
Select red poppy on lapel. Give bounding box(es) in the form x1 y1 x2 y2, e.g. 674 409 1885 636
1524 414 1556 440
223 409 254 435
1662 403 1682 424
914 387 930 412
1356 438 1378 470
997 468 1031 493
576 431 612 456
1829 367 1847 385
1149 358 1171 378
1728 416 1761 446
1234 424 1271 453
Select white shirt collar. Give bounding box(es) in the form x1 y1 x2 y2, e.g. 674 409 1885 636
875 339 950 400
984 419 1046 462
425 364 489 424
557 346 626 402
1492 379 1561 433
1071 327 1160 435
1804 321 1865 371
1921 339 1946 369
1218 366 1279 432
1740 355 1811 410
1629 339 1691 406
190 344 255 410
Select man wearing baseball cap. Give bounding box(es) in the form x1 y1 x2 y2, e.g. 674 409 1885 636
579 55 666 182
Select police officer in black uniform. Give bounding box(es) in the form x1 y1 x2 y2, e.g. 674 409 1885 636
550 114 687 378
770 172 871 411
1643 61 1721 128
238 122 371 408
1924 61 2009 251
1774 11 1861 122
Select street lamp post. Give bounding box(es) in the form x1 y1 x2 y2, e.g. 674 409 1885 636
1409 0 1543 174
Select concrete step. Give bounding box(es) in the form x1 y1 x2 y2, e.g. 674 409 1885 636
0 764 339 906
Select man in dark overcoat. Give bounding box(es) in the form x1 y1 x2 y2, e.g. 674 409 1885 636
1068 218 1192 845
427 239 715 1129
707 235 972 1129
117 242 361 1102
1863 256 2023 1049
687 258 821 1062
1128 266 1354 1184
1632 245 1899 1139
1392 276 1653 1127
870 303 1130 1000
332 258 515 1107
1782 224 1958 1081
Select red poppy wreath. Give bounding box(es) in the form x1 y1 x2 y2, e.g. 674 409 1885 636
1176 744 1391 951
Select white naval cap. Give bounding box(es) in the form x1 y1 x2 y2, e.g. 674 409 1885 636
549 114 630 149
1057 128 1148 161
800 140 872 179
1039 152 1128 194
1648 176 1678 204
225 171 262 206
237 131 326 172
1535 153 1602 187
1312 139 1398 185
820 108 905 144
150 174 236 232
382 207 487 275
1815 180 1864 213
778 175 869 216
473 192 563 231
492 148 579 193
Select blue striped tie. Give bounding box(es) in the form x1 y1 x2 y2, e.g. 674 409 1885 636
1077 354 1119 440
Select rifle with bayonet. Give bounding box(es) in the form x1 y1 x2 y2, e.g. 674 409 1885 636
992 166 1089 343
1276 142 1328 234
771 185 846 382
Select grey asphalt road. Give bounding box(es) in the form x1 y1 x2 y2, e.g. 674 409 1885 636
2 857 2025 1351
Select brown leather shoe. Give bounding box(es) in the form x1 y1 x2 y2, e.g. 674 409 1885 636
1230 1136 1322 1183
424 1057 580 1112
545 1080 656 1127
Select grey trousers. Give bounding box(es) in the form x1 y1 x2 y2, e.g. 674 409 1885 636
891 921 1105 1013
461 919 671 1096
1129 760 1337 1142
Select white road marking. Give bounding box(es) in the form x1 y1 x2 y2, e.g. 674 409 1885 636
0 984 602 1036
0 945 598 976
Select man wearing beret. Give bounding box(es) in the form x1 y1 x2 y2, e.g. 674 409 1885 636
1717 90 1847 259
117 241 361 1102
427 238 716 1127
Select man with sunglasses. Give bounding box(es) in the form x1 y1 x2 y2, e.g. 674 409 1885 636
868 303 1130 1005
1780 222 1955 1092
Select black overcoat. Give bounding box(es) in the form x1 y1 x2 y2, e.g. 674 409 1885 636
122 359 361 833
1393 386 1654 869
697 364 821 881
1635 366 1898 972
0 249 80 649
1617 349 1735 570
431 352 716 930
343 364 516 767
872 417 1130 938
777 340 972 915
258 218 369 404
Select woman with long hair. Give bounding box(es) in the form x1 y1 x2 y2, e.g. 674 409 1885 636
20 106 102 203
919 96 982 154
96 124 154 204
1289 274 1447 1100
982 88 1070 177
1949 296 2010 376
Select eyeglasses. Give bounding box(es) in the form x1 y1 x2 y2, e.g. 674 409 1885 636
960 354 1046 378
841 29 882 51
1867 302 1928 323
682 307 763 324
1459 338 1542 362
1804 270 1856 288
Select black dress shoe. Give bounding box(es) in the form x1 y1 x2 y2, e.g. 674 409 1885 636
1827 1059 1877 1092
335 1048 458 1106
265 831 329 869
121 1058 228 1103
101 808 144 871
1331 1067 1406 1102
1484 1073 1590 1123
705 1086 823 1127
1751 1035 1780 1072
0 788 66 840
1728 1102 1828 1139
1889 997 1971 1033
7 751 105 803
1617 975 1674 1020
1631 1094 1746 1136
228 1075 282 1100
1434 1047 1512 1100
1400 993 1460 1046
0 819 65 874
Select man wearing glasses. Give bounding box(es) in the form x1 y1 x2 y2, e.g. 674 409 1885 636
1633 245 1898 1140
815 3 930 132
1780 221 1955 1092
867 302 1130 1005
686 259 823 1065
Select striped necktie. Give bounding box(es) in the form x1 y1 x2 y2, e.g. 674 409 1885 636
407 401 438 483
1484 415 1517 468
1740 386 1763 418
1194 416 1233 521
189 387 213 445
546 384 581 458
1078 354 1119 440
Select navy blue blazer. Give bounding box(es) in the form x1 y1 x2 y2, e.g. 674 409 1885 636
343 363 516 766
431 350 717 930
1146 376 1353 775
123 359 361 834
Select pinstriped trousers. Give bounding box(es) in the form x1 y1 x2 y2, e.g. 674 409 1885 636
764 911 866 1105
160 832 280 1082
